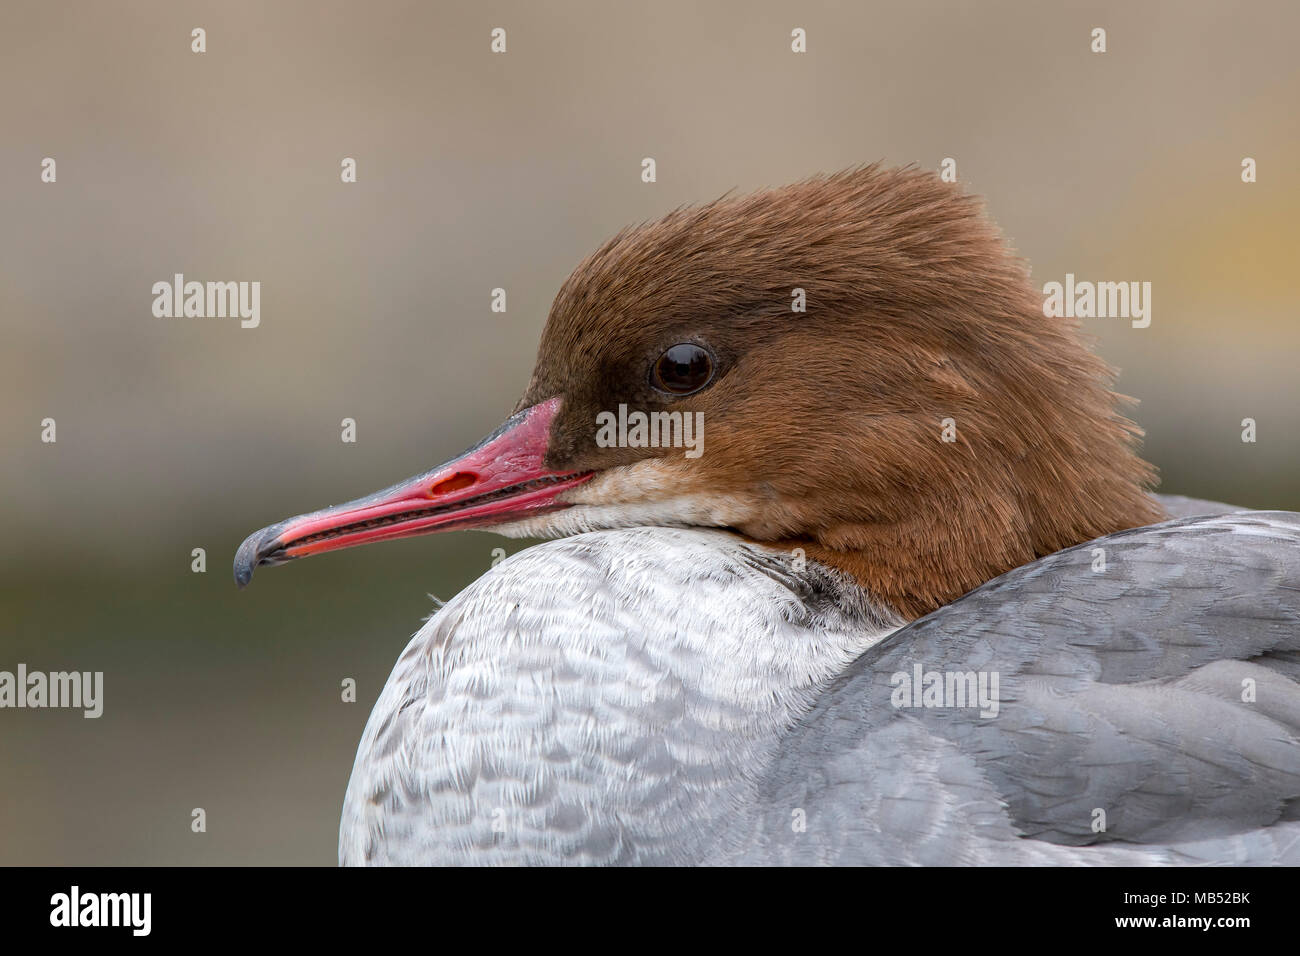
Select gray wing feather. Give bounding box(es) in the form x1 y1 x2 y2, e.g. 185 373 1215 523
1155 492 1243 518
743 512 1300 865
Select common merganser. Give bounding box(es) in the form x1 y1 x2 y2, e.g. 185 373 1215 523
235 165 1300 866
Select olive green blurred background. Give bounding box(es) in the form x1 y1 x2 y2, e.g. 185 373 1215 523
2 1 1297 864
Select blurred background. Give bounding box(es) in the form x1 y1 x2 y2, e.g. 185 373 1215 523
1 0 1296 864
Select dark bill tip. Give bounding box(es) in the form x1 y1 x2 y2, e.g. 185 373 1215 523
233 523 288 589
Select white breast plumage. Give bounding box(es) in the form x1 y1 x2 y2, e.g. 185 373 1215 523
339 527 899 865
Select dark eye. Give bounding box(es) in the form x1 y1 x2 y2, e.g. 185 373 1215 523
652 343 715 395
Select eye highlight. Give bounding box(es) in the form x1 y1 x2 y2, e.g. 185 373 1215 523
652 343 715 396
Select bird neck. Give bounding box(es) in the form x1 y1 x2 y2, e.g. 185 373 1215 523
797 445 1165 620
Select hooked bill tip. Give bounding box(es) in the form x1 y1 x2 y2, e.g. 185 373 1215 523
233 526 278 590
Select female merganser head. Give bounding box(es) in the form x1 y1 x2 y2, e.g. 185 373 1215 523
236 164 1162 618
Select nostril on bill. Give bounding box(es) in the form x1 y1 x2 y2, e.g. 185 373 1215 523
429 472 478 497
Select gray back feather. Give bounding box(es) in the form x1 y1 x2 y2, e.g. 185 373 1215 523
738 512 1300 864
